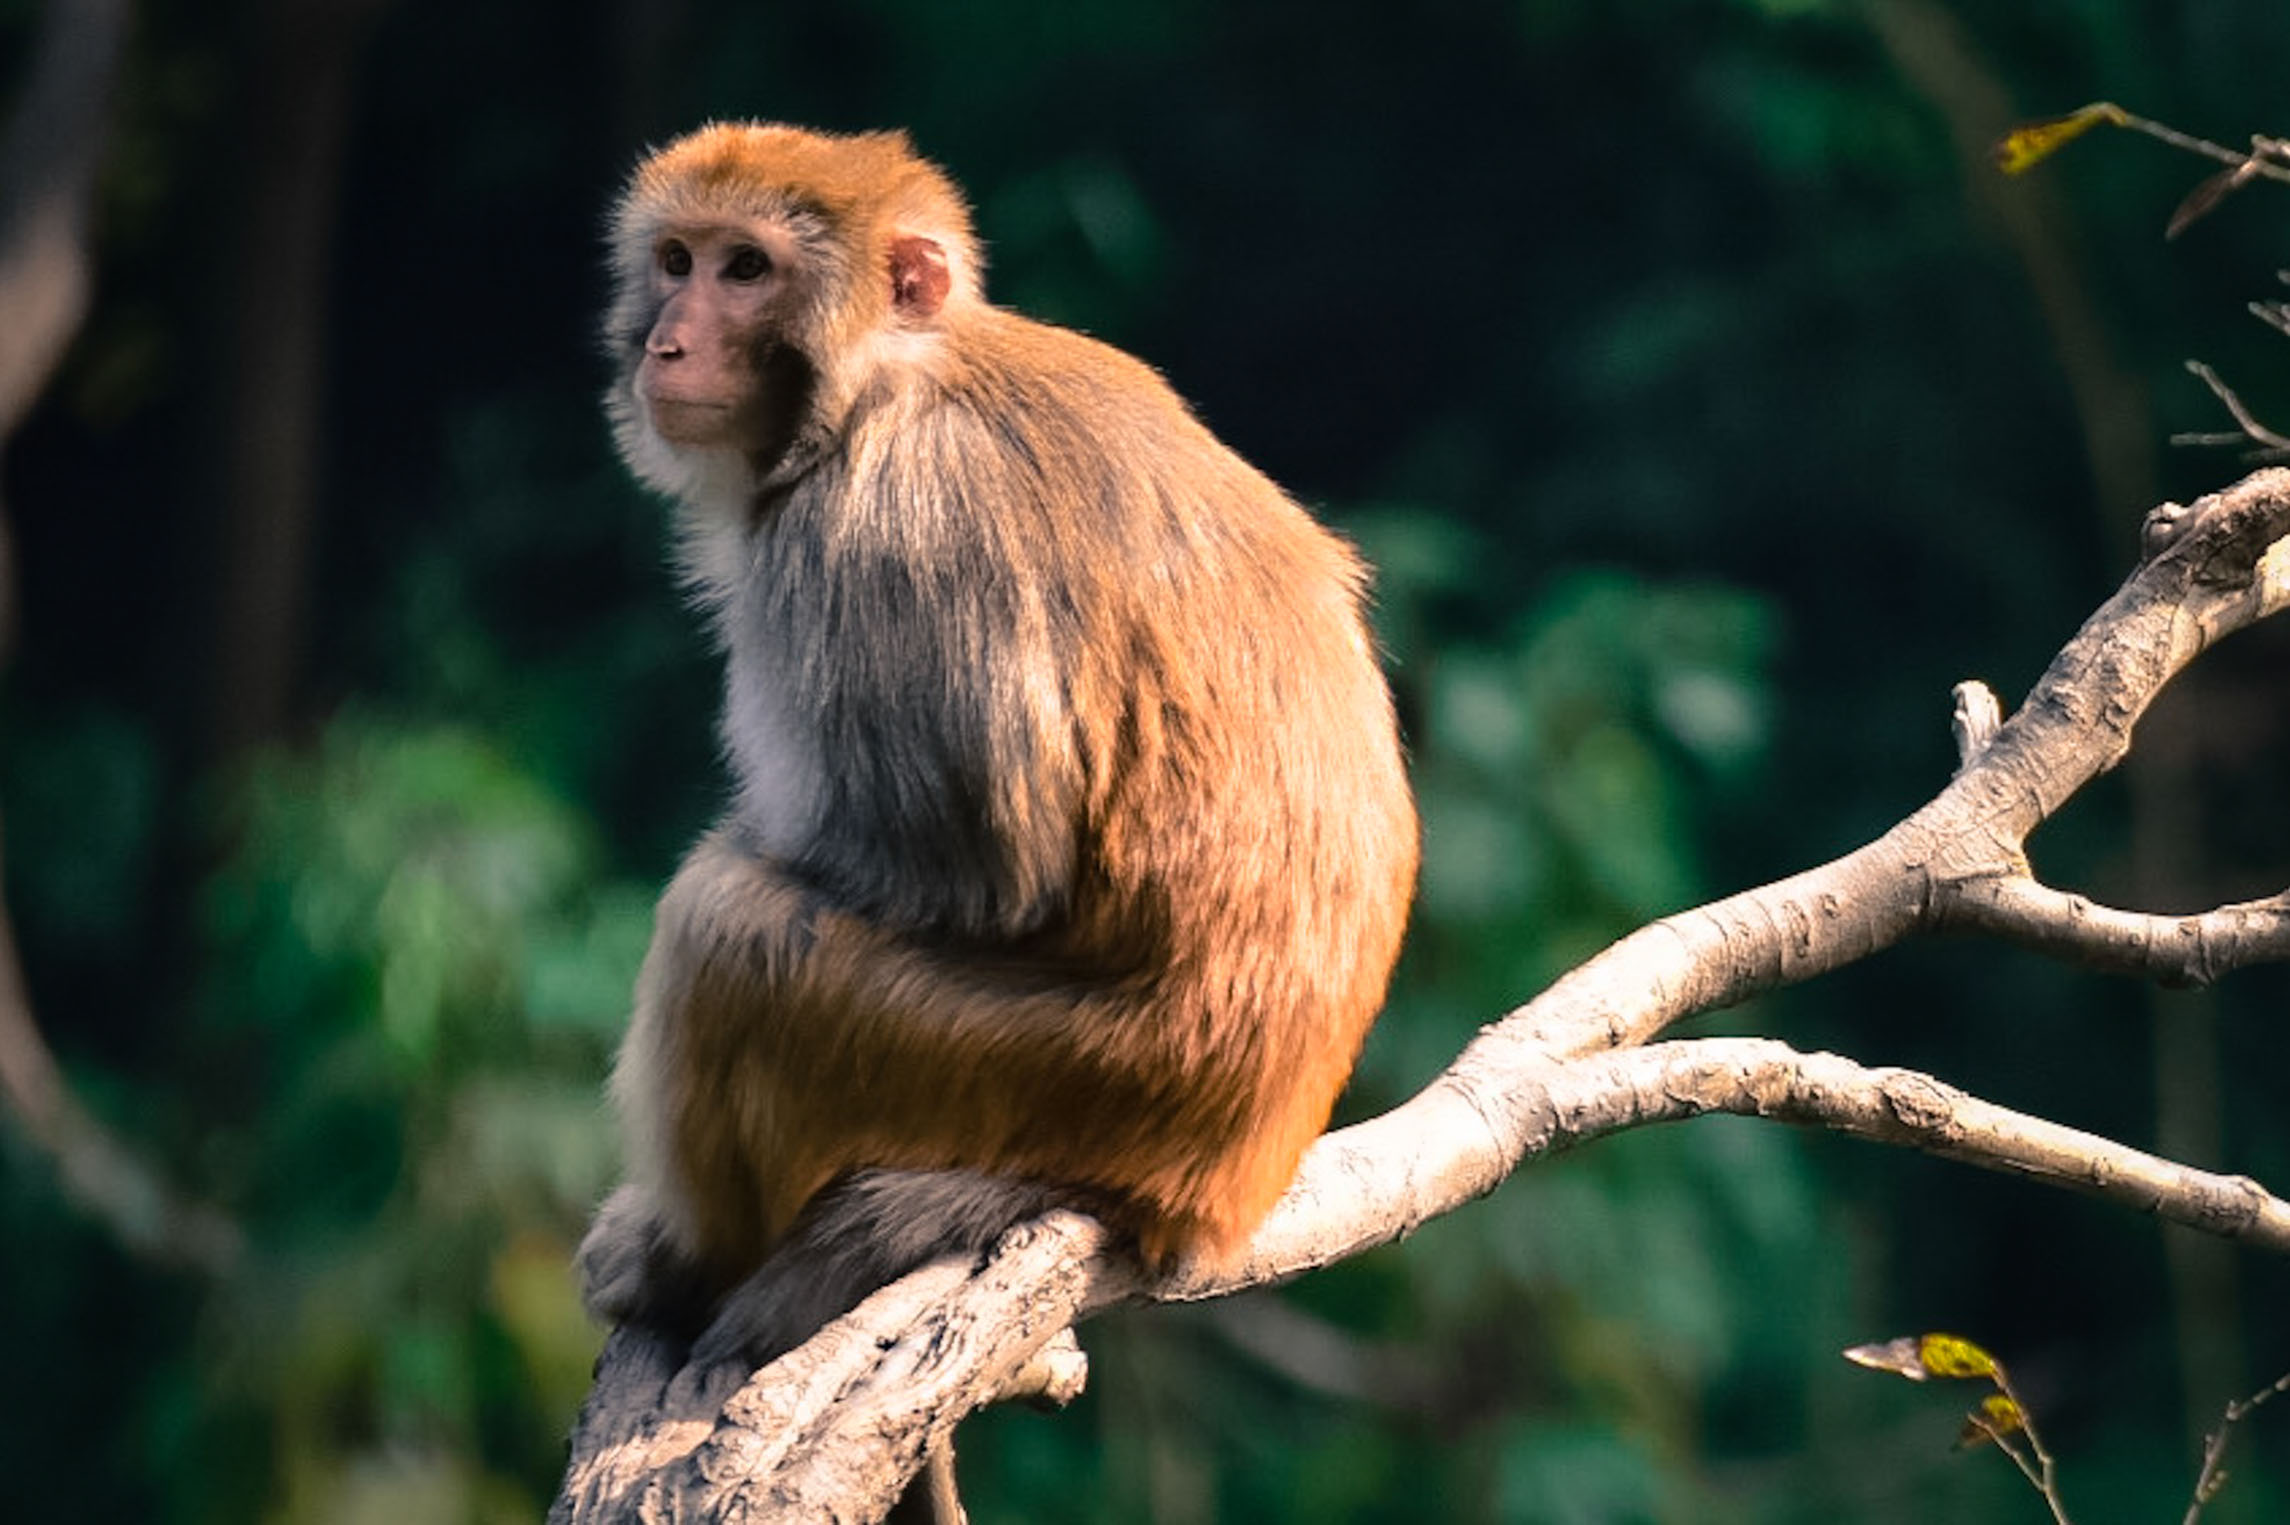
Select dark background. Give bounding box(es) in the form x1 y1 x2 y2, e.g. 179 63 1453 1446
3 1 2287 1521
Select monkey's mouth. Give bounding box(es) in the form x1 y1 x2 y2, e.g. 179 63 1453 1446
645 395 742 445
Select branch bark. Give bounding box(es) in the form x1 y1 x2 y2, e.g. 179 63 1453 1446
553 468 2290 1524
1542 1039 2290 1250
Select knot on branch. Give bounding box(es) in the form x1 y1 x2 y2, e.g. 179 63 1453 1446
1949 680 2003 770
1877 1070 1960 1136
2139 466 2290 583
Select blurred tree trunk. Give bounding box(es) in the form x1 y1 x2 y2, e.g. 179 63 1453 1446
205 0 392 765
0 0 240 1274
0 0 132 667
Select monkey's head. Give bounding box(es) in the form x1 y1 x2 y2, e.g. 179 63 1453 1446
604 122 982 504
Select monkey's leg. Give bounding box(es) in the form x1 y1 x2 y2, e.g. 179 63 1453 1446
646 832 1306 1361
688 1168 1093 1369
582 831 798 1340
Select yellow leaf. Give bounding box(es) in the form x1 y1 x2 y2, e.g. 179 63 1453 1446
1994 103 2128 175
1956 1394 2026 1450
1917 1333 1999 1380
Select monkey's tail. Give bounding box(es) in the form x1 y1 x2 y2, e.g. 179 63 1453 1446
689 1168 1105 1370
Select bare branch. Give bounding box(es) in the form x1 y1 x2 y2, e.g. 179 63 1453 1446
1170 1024 2290 1306
2186 1368 2290 1522
2174 269 2290 458
1530 1039 2290 1252
2182 360 2290 452
1951 679 2003 768
2252 273 2290 340
1939 878 2290 987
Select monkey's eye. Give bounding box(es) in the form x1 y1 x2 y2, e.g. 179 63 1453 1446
724 245 772 282
660 240 693 278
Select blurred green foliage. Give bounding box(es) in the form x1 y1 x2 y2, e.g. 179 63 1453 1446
3 0 2289 1521
173 719 637 1521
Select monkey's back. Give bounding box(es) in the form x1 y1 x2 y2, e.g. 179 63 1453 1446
706 302 1419 1264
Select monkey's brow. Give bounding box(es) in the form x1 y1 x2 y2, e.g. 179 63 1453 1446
654 205 835 261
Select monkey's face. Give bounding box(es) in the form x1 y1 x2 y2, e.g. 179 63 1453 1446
634 222 809 456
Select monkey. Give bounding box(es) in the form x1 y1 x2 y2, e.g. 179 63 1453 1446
577 122 1419 1373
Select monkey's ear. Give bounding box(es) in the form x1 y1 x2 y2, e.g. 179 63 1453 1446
889 235 951 320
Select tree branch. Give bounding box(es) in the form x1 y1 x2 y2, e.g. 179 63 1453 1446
554 469 2290 1523
2181 359 2290 454
1939 878 2290 986
1536 1039 2290 1250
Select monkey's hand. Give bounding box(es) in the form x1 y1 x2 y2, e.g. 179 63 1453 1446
577 1183 713 1341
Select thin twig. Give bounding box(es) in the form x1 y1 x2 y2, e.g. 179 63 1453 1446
1985 1363 2073 1525
2109 107 2290 186
2184 361 2290 451
2183 1368 2290 1524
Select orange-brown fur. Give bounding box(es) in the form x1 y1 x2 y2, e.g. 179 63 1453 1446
582 122 1417 1359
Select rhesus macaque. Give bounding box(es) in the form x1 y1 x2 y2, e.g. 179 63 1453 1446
578 122 1418 1369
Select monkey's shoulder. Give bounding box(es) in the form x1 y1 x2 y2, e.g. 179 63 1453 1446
898 307 1358 576
926 307 1226 457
